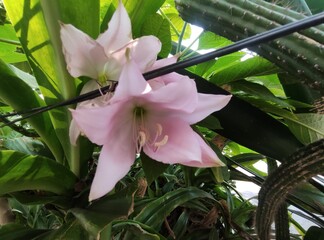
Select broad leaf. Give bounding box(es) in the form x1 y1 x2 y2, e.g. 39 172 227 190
0 150 77 195
0 24 27 63
141 153 168 185
198 31 232 50
36 220 89 240
210 56 279 85
285 113 324 145
230 80 294 109
70 184 136 237
141 13 171 58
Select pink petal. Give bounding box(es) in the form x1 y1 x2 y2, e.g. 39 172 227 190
143 117 202 166
71 97 135 146
181 94 232 124
181 132 225 167
89 133 136 200
97 0 132 54
69 119 81 146
112 60 151 102
129 36 161 72
148 55 178 71
60 23 108 79
145 73 198 113
109 36 161 73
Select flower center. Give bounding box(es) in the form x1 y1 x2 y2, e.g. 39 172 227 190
133 106 168 154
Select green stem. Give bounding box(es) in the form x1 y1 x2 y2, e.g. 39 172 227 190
176 22 187 53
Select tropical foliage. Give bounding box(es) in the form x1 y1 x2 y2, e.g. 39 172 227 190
0 0 323 239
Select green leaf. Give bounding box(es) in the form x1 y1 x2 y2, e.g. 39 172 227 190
141 13 171 58
285 113 324 145
141 153 168 185
0 59 62 161
210 56 279 85
105 0 165 38
198 31 232 50
0 24 26 63
37 220 89 240
134 187 215 230
70 184 136 237
230 80 294 109
3 0 99 176
304 226 324 240
165 13 191 41
0 223 48 240
305 0 324 14
0 150 77 195
113 220 167 240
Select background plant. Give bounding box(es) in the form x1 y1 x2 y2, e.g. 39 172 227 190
0 0 323 239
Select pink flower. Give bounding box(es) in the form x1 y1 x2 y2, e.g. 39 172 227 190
60 0 161 82
71 59 232 201
60 0 161 144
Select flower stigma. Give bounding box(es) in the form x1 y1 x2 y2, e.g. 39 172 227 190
133 106 168 154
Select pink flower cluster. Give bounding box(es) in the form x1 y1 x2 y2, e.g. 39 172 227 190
61 1 231 201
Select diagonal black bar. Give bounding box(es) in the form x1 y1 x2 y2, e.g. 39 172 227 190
1 12 323 125
143 11 324 79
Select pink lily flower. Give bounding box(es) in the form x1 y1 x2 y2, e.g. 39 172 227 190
71 59 232 201
60 0 161 144
60 0 161 82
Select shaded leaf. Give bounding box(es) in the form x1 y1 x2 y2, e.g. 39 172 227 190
135 187 215 230
286 113 324 145
0 150 77 195
70 184 136 237
304 226 324 240
0 59 62 161
141 153 168 185
231 80 294 109
0 223 47 240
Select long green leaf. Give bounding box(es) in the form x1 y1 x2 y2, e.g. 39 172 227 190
3 0 99 176
0 59 62 161
134 187 215 230
0 150 77 195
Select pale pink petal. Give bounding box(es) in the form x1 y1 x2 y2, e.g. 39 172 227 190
71 98 135 146
145 74 198 113
60 23 108 79
112 60 151 102
181 132 225 167
148 55 178 71
109 36 161 73
69 119 81 146
180 94 232 124
144 117 202 166
97 0 132 54
130 36 161 72
89 129 136 200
